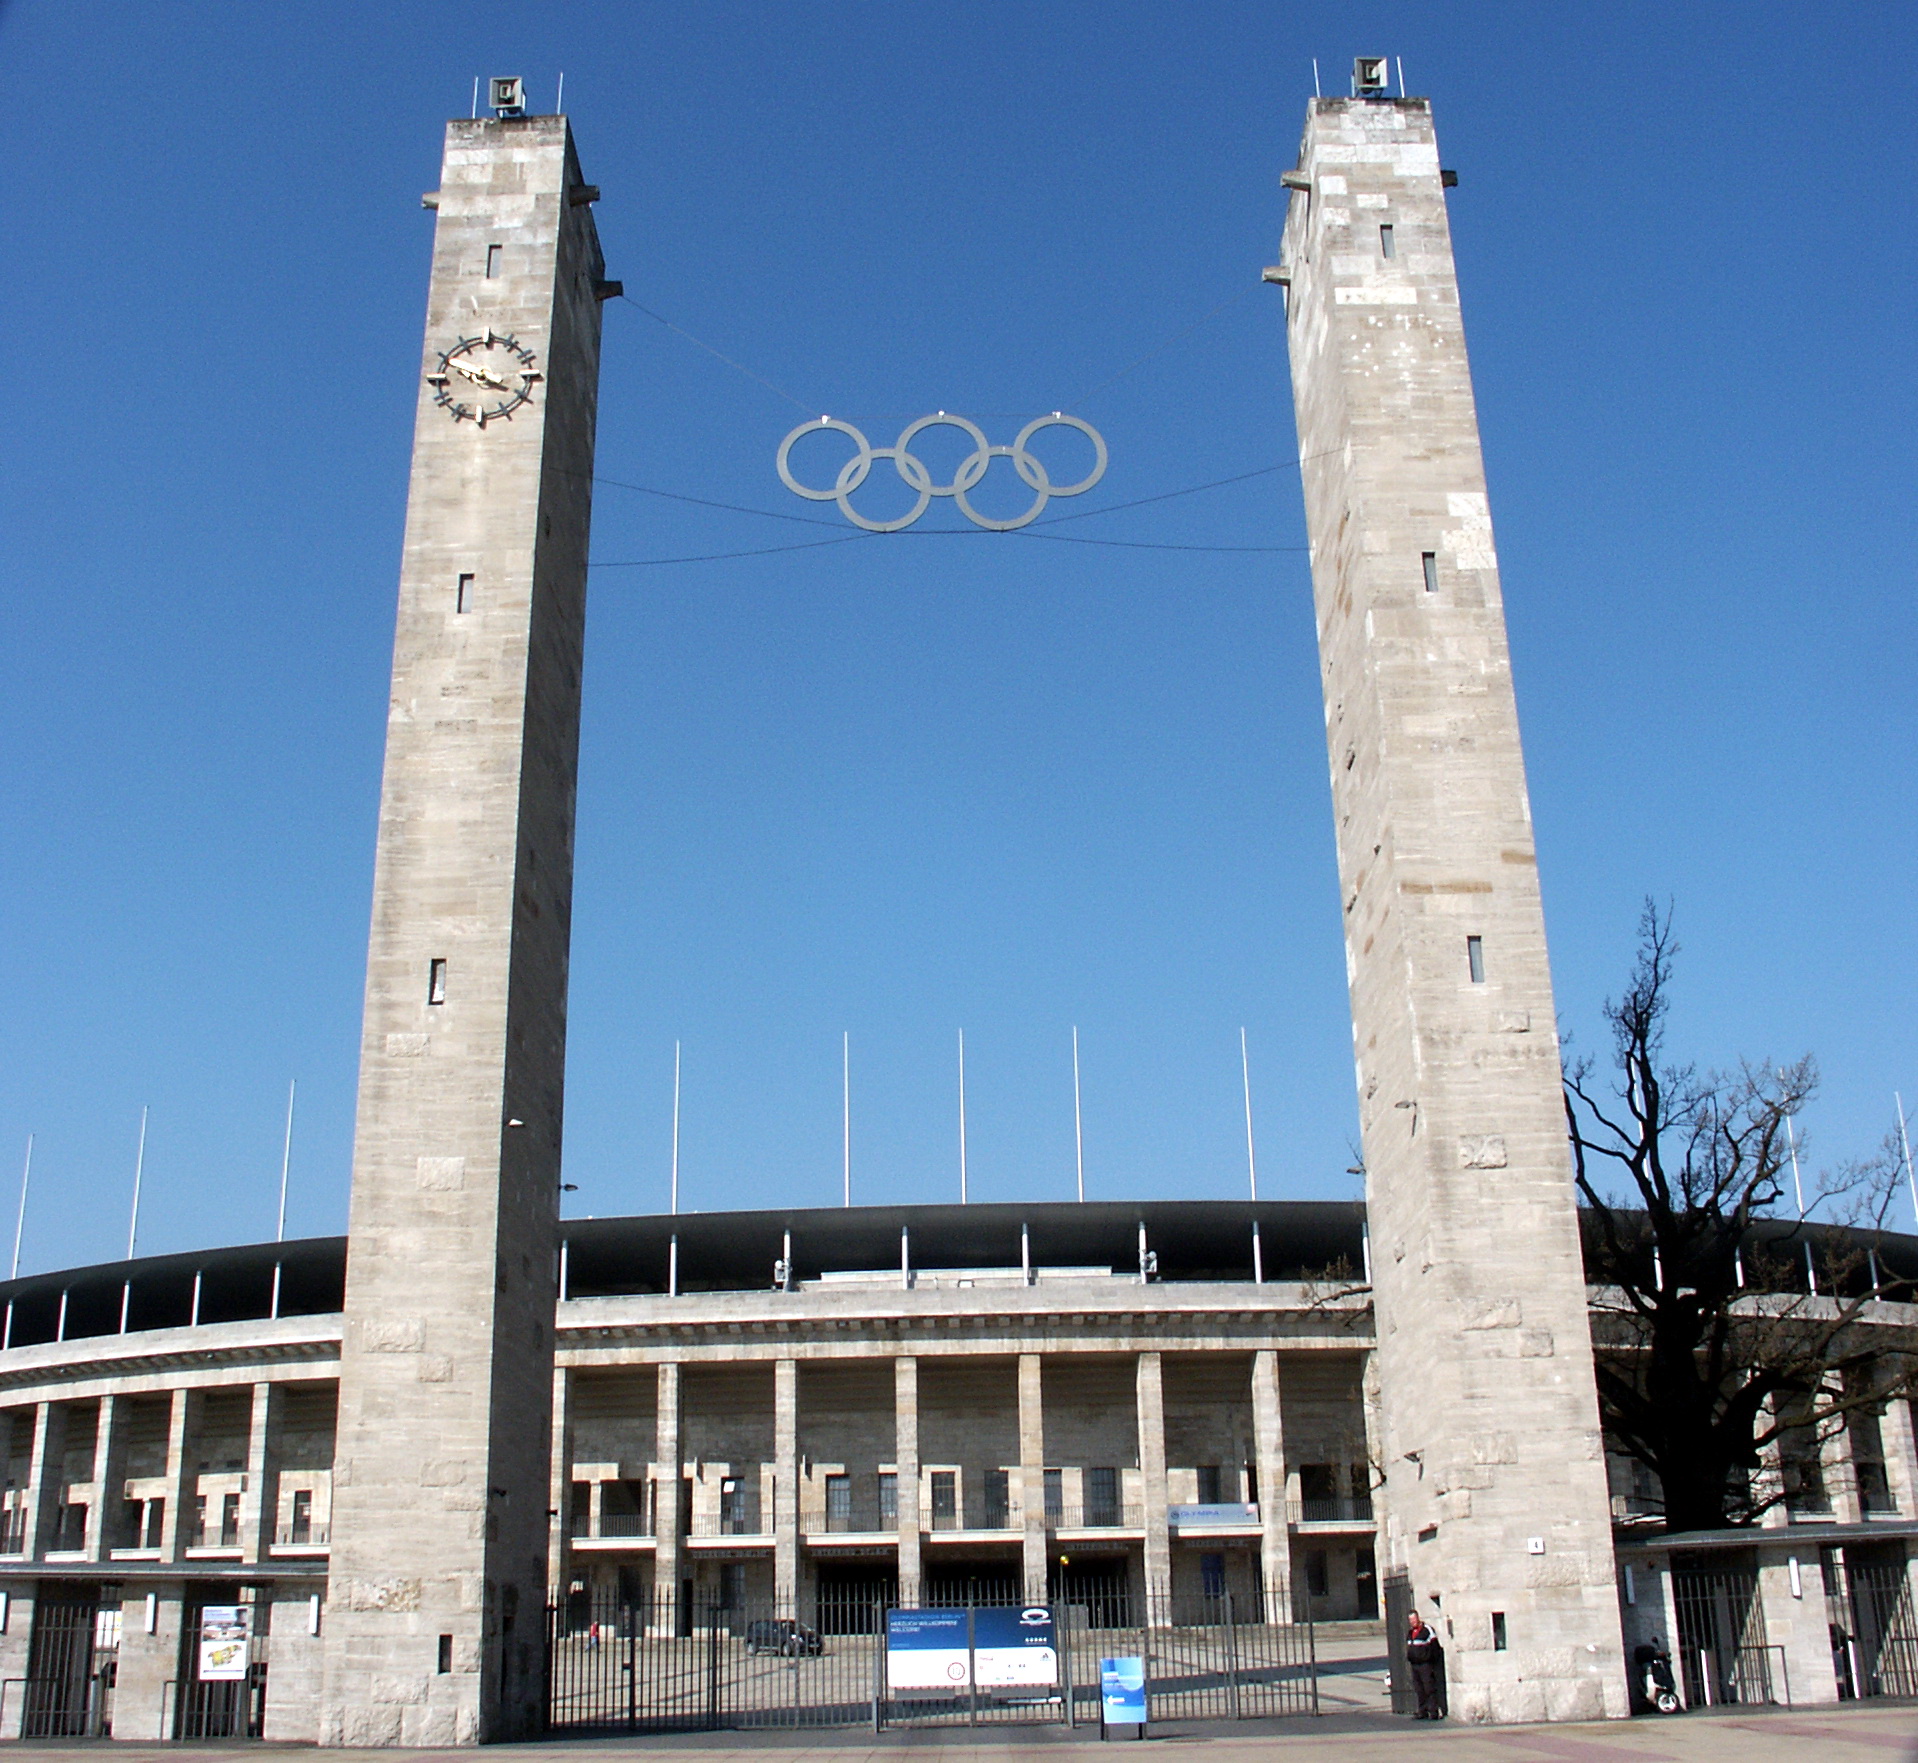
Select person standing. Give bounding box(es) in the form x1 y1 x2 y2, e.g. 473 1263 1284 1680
1406 1615 1446 1720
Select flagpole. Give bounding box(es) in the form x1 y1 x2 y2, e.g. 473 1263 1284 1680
127 1106 148 1261
670 1041 682 1216
10 1136 31 1281
958 1030 969 1205
1072 1027 1085 1203
1240 1028 1259 1203
842 1032 851 1208
1898 1093 1918 1230
276 1080 296 1243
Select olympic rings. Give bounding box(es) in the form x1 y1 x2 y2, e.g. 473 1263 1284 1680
776 413 1107 532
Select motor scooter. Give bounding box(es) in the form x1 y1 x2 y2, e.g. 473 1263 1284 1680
1633 1642 1680 1714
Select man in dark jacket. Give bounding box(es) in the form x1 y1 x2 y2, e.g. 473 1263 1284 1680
1405 1616 1445 1719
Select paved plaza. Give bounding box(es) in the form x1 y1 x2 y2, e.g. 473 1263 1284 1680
12 1702 1910 1761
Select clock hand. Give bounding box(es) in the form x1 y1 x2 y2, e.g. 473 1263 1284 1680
450 358 512 391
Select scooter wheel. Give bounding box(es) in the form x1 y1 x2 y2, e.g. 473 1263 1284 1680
1655 1692 1679 1714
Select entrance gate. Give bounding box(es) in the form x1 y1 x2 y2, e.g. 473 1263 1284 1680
1671 1565 1784 1706
1824 1549 1918 1699
22 1585 117 1738
546 1587 1318 1733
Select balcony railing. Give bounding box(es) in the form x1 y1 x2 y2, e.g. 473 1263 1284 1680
276 1522 330 1545
1049 1502 1145 1530
1292 1496 1374 1524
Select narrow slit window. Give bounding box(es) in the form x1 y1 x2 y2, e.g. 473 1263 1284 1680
1492 1611 1507 1651
1379 223 1396 259
437 1634 453 1674
456 573 474 614
1422 552 1439 593
427 958 448 1005
1466 936 1485 984
485 244 502 279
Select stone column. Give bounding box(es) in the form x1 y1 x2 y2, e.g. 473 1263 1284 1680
1252 1350 1292 1621
1136 1353 1170 1621
1878 1394 1917 1518
1755 1543 1841 1706
86 1395 129 1561
1825 1411 1864 1525
112 1587 187 1741
895 1357 921 1605
653 1364 682 1628
160 1389 196 1560
240 1383 283 1562
775 1358 799 1613
25 1402 70 1558
1018 1354 1047 1603
548 1365 574 1600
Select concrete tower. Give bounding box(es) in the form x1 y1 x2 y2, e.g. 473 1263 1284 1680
1277 91 1627 1720
319 111 609 1745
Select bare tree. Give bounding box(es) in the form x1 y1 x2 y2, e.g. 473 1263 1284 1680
1565 903 1917 1532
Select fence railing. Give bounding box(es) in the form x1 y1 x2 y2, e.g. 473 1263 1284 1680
547 1587 1317 1734
1292 1497 1374 1524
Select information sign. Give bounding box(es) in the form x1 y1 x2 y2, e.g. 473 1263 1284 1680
197 1605 250 1682
886 1606 1058 1690
1100 1655 1147 1727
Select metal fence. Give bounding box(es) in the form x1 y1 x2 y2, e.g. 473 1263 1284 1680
547 1587 1317 1733
1826 1554 1918 1699
1671 1567 1784 1707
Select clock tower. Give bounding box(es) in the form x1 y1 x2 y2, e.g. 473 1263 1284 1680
318 109 610 1744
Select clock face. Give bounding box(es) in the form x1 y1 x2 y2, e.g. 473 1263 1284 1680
426 331 542 426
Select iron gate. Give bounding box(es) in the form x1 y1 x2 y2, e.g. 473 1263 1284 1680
1671 1566 1783 1707
547 1585 1318 1733
1825 1551 1918 1699
22 1586 116 1738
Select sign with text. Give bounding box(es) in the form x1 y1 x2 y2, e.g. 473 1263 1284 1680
197 1606 250 1682
886 1606 1058 1690
1167 1502 1259 1527
1101 1655 1147 1726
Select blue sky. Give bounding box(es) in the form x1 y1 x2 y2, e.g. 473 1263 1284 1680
1 1 1913 1272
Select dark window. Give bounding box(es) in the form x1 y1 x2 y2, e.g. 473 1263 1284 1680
1201 1553 1226 1598
1467 936 1485 984
1196 1465 1223 1504
930 1470 957 1528
220 1491 240 1547
428 958 447 1005
456 573 473 613
1085 1466 1120 1526
290 1488 313 1544
1245 1461 1258 1505
1380 223 1396 259
485 244 501 279
877 1471 897 1523
1422 551 1439 593
983 1467 1010 1529
1492 1610 1507 1650
823 1474 851 1531
1304 1550 1329 1598
437 1633 453 1674
1044 1467 1064 1523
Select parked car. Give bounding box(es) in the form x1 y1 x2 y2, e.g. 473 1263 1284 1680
744 1618 823 1657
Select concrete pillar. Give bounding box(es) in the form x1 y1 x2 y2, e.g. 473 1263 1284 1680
1878 1394 1917 1518
0 1581 34 1737
112 1586 185 1741
1280 92 1626 1720
548 1365 574 1598
1136 1353 1170 1620
86 1395 129 1561
653 1363 682 1625
318 111 608 1746
1252 1350 1292 1621
775 1358 799 1612
1825 1410 1863 1525
895 1357 921 1605
1018 1354 1047 1603
240 1383 283 1562
1756 1543 1840 1706
25 1401 70 1558
160 1389 196 1561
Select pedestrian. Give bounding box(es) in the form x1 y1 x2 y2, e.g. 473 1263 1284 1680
1406 1614 1445 1720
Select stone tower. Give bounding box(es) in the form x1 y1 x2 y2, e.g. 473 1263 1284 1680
1277 92 1627 1721
319 111 609 1745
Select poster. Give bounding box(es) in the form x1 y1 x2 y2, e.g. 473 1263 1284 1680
197 1605 250 1682
886 1607 1058 1690
1101 1656 1147 1726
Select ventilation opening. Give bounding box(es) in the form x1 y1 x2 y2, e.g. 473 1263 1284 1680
1380 223 1396 259
438 1633 453 1674
485 244 502 278
456 573 473 614
1491 1611 1507 1651
1422 552 1438 593
1466 936 1485 984
428 959 448 1006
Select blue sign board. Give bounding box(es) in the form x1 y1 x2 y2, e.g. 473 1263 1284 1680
1100 1655 1147 1726
887 1607 1058 1690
